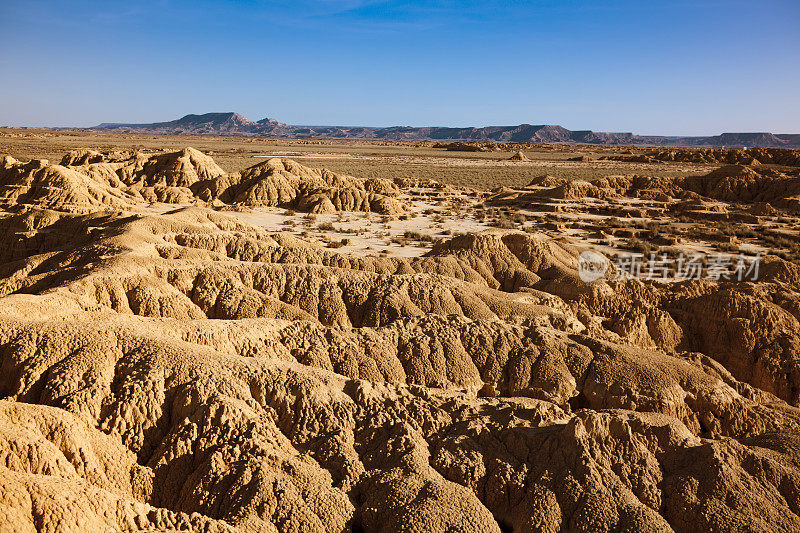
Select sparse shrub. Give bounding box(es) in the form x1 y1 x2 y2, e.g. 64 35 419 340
491 215 517 229
328 238 349 248
716 242 740 253
626 238 654 255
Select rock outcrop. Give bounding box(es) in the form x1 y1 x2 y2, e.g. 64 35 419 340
193 158 407 214
0 149 410 214
603 147 800 166
0 155 136 212
490 164 800 214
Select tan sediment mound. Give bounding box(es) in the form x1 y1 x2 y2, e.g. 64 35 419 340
0 207 577 329
393 176 452 190
665 277 800 404
1 148 221 211
59 149 106 166
0 156 135 212
526 175 568 187
79 147 226 205
750 201 782 216
622 175 691 200
2 307 800 531
498 165 800 212
3 149 411 214
137 146 227 187
66 146 225 188
683 164 800 205
0 400 234 531
604 147 800 166
509 150 528 161
578 263 800 407
3 204 800 530
434 141 492 152
193 158 408 213
426 231 589 299
549 179 619 200
489 178 619 206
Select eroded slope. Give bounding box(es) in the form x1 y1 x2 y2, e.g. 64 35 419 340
0 201 798 532
2 144 800 531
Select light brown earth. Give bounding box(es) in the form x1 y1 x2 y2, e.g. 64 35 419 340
1 131 800 532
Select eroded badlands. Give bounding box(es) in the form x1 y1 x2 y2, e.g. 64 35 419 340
1 147 800 532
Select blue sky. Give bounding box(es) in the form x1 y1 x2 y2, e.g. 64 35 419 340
1 0 798 134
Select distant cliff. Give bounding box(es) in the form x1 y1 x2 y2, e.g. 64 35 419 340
92 112 800 148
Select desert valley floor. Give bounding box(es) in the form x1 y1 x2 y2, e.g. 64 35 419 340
1 130 800 532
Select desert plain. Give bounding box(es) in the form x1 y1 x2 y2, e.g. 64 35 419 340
1 128 800 531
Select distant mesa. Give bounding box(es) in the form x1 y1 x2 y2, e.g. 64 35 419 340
89 112 800 148
96 112 289 135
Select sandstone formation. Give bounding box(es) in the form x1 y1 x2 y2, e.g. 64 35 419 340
603 147 800 166
0 155 136 212
1 149 409 214
193 158 406 214
491 164 800 214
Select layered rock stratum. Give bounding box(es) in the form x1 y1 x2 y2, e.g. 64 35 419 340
91 112 800 148
0 148 799 531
